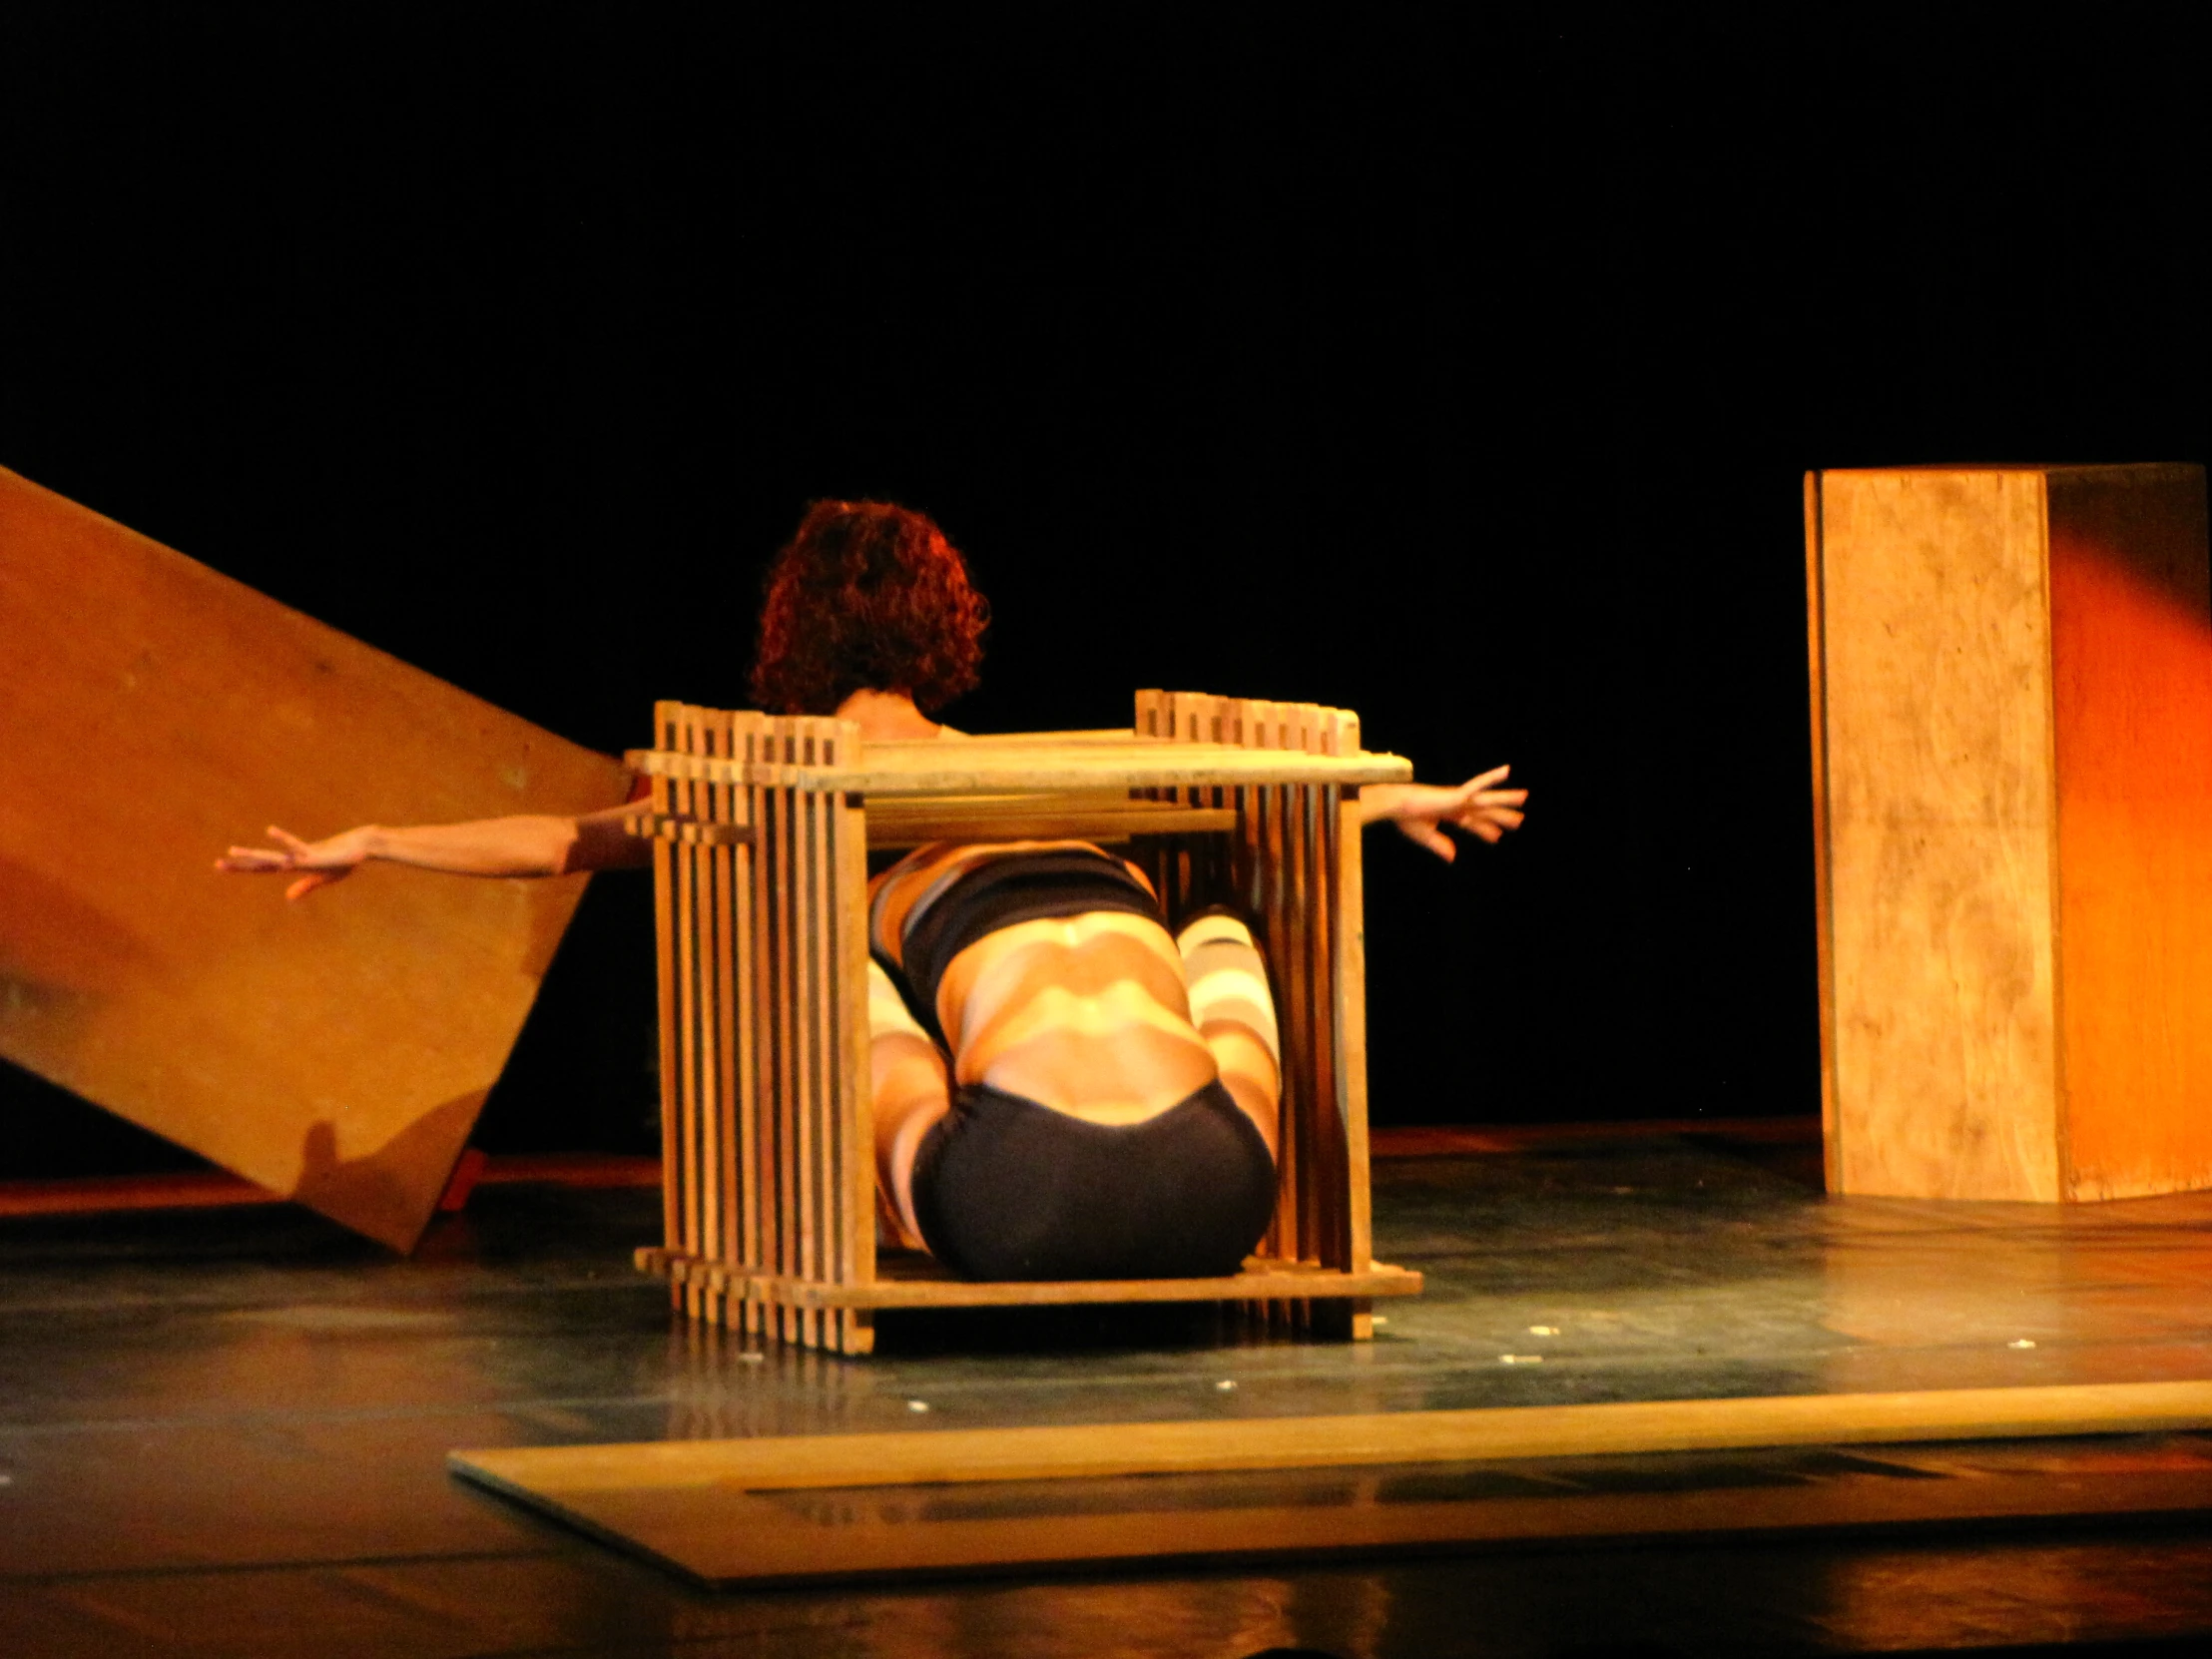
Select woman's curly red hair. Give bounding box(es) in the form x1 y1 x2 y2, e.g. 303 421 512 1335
749 500 988 717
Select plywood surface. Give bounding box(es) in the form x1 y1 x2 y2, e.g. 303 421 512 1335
1819 469 2062 1201
2045 465 2212 1199
450 1382 2212 1585
0 467 627 1249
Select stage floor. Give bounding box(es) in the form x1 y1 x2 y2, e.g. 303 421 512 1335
6 1128 2212 1655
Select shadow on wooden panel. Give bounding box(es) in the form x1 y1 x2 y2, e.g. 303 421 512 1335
0 466 628 1249
2047 467 2212 1200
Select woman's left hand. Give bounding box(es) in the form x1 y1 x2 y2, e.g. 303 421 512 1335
1366 766 1527 861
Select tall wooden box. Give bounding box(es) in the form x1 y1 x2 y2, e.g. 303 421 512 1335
1807 464 2212 1201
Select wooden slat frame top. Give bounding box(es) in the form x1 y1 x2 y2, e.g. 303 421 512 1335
626 737 1411 795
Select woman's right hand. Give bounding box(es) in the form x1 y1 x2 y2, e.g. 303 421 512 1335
216 825 378 901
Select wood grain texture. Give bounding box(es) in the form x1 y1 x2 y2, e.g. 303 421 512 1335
0 467 626 1249
1812 465 2212 1203
2045 466 2212 1199
1817 469 2063 1201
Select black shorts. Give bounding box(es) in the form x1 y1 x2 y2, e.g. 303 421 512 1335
910 1078 1279 1281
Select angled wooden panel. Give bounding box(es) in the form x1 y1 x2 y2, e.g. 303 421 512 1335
0 467 627 1249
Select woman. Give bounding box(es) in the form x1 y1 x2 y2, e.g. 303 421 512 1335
221 499 1526 1278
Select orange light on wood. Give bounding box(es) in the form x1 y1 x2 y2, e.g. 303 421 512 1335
1807 463 2212 1201
0 467 628 1249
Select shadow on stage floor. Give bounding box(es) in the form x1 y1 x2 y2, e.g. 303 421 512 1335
5 1125 2212 1656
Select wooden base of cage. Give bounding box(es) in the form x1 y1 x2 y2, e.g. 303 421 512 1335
634 693 1417 1360
636 1246 1422 1352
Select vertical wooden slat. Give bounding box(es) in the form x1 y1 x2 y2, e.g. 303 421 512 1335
1301 713 1326 1268
693 707 724 1327
673 707 707 1321
786 725 812 1350
705 709 742 1328
1261 705 1298 1265
758 727 780 1342
1308 782 1342 1267
1804 471 1841 1195
1285 710 1319 1264
756 722 782 1341
797 717 831 1352
801 721 830 1354
834 778 877 1358
781 731 806 1348
649 702 684 1312
733 712 765 1337
1306 724 1341 1270
1321 713 1353 1275
1321 706 1361 1270
1337 789 1375 1340
685 707 727 1328
766 724 801 1345
1304 714 1336 1331
694 707 723 1327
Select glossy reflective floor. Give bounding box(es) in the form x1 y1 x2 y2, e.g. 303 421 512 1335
6 1132 2212 1656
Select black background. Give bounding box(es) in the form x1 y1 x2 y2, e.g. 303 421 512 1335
3 10 2205 1173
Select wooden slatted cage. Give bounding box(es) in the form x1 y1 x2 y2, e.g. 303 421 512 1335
628 691 1424 1355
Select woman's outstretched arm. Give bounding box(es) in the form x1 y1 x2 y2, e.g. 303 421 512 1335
217 803 652 900
1360 764 1528 861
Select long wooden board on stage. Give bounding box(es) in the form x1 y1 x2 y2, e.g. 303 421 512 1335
450 1381 2212 1585
0 466 628 1250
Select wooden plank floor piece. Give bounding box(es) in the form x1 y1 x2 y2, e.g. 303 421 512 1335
0 467 627 1251
463 1461 2212 1590
457 1382 2212 1493
448 1382 2212 1587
